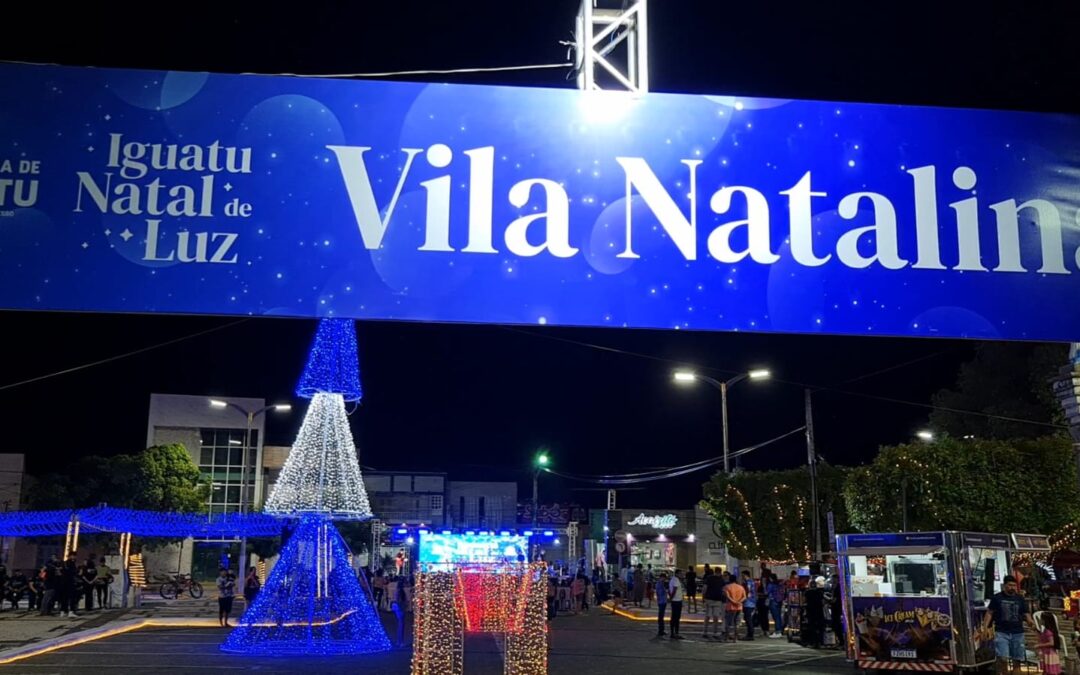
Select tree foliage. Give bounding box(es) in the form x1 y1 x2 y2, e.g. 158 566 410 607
843 436 1079 534
700 463 850 561
25 444 209 512
930 343 1068 440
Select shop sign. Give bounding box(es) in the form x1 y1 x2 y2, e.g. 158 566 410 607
626 513 678 529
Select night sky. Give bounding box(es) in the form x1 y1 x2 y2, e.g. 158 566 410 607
1 2 1077 508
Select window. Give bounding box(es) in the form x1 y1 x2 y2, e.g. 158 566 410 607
430 495 443 512
200 448 213 465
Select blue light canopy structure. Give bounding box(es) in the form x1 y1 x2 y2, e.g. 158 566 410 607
221 516 391 656
0 506 283 538
295 318 362 402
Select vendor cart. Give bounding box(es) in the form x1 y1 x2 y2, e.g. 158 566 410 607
836 531 1050 672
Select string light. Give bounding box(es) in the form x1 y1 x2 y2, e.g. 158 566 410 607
0 506 282 538
220 516 390 656
412 569 465 674
295 318 363 401
504 563 548 675
127 552 146 588
263 393 374 519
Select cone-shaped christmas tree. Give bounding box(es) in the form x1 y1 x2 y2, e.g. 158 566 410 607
220 516 391 655
264 318 373 520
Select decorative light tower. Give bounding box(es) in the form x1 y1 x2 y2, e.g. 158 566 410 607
222 318 389 656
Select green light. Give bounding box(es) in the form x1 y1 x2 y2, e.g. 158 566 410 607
536 453 550 467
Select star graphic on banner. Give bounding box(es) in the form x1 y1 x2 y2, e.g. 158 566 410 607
104 229 111 236
119 229 133 241
81 242 89 249
224 183 233 192
87 146 94 152
104 114 111 121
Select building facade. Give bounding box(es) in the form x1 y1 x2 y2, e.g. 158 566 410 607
0 453 25 567
586 506 736 574
146 393 269 513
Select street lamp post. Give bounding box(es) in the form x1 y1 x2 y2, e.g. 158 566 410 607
532 451 550 561
673 369 770 474
210 399 291 573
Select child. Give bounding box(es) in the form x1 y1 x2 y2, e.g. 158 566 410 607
1037 612 1063 675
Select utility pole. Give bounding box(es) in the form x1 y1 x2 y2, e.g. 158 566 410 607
805 389 823 561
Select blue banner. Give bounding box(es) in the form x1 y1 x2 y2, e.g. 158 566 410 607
1 63 1078 341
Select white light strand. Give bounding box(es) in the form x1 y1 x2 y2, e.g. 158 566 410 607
264 392 373 519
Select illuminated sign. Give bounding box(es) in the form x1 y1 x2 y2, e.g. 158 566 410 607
626 513 678 529
418 533 527 567
2 63 1080 342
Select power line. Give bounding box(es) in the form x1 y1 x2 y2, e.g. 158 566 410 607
543 426 805 485
0 59 574 80
501 327 1067 430
0 319 250 393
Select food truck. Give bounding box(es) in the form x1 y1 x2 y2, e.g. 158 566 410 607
836 531 1051 672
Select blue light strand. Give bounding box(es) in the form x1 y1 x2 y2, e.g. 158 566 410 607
221 515 391 656
0 507 283 538
295 318 363 401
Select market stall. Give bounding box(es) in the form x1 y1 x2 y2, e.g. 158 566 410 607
836 531 1050 672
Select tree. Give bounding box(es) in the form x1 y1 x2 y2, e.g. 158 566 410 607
843 436 1079 534
930 343 1068 439
701 463 850 561
24 444 208 512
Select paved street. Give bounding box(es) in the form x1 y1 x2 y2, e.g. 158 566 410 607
1 610 850 674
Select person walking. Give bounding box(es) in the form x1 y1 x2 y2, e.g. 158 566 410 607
654 572 669 638
669 569 686 640
391 573 408 648
217 567 236 627
724 571 747 643
571 573 585 615
984 575 1034 675
243 566 260 608
1037 612 1063 675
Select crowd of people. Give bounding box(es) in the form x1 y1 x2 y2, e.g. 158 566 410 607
0 557 114 616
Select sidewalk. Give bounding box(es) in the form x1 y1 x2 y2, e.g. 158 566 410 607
0 594 239 653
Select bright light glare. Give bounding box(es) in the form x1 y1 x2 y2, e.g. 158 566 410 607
273 403 292 412
209 399 227 408
748 369 771 380
673 371 697 383
578 90 637 125
917 430 934 441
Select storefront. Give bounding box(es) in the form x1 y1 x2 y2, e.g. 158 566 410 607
587 508 735 574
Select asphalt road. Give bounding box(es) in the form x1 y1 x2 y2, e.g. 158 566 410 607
2 611 851 674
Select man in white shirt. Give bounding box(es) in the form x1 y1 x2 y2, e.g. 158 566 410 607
669 569 686 640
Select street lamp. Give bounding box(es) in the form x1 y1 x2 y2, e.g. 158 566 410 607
208 399 292 572
532 450 550 560
673 368 771 474
916 430 934 442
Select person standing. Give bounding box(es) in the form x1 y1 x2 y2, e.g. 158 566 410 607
702 567 726 639
243 566 260 608
28 567 45 612
571 573 585 615
741 569 757 640
685 566 698 614
632 564 645 607
984 575 1034 675
39 557 58 616
644 565 655 610
767 573 785 637
372 569 387 611
757 572 771 636
654 572 669 638
59 559 79 618
724 571 747 642
95 558 113 609
669 569 686 640
80 558 97 611
217 567 236 627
